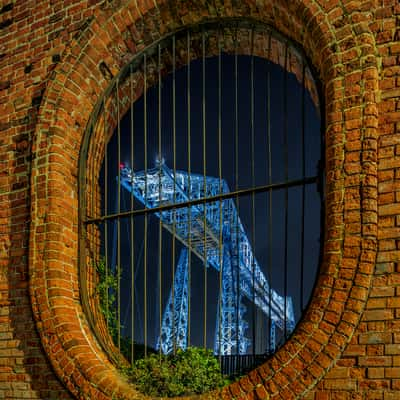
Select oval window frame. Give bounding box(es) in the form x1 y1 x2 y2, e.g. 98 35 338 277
28 4 379 399
79 19 324 372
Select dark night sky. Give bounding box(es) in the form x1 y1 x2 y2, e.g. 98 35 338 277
100 53 322 354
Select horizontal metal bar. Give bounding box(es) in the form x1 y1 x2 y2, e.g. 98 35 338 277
85 176 318 225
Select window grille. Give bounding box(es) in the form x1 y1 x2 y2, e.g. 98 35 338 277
79 19 324 378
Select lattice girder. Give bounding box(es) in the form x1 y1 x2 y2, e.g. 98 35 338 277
119 163 295 354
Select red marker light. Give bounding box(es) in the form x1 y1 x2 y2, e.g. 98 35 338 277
119 163 125 170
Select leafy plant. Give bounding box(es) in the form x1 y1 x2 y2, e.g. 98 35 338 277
95 258 119 341
95 258 156 360
95 259 228 396
128 347 229 397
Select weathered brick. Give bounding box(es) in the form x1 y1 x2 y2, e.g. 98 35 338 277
385 345 400 355
323 378 357 390
360 332 392 345
371 286 395 297
359 357 393 367
1 1 399 400
344 345 366 357
363 310 394 321
368 368 385 379
325 367 349 379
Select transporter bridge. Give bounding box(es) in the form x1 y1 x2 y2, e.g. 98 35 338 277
118 161 295 355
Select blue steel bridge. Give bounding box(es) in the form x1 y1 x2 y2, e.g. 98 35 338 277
118 161 295 355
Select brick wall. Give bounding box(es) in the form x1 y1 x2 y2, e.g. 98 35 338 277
0 0 399 399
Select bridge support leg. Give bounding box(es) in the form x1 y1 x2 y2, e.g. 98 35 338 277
157 249 189 354
270 319 276 353
214 244 249 355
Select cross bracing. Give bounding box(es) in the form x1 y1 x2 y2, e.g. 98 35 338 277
118 161 295 355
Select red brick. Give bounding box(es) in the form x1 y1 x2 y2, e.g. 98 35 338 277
360 332 392 345
1 1 397 400
385 345 400 355
359 357 393 367
363 310 394 321
323 379 357 390
368 367 385 379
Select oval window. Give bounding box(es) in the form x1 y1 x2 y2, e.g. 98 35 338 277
80 20 323 394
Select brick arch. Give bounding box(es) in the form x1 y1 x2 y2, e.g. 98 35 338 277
29 1 379 399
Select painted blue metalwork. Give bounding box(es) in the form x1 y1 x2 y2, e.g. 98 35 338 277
158 248 189 353
118 161 295 355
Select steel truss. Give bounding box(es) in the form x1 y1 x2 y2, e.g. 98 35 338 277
118 161 295 355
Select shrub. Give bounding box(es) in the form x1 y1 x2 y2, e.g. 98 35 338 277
95 260 227 396
129 347 228 397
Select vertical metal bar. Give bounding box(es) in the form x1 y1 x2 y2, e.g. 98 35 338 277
171 35 177 355
186 30 192 347
158 43 163 356
250 28 256 356
158 219 162 356
266 32 273 353
318 69 325 300
116 78 121 350
104 97 109 331
283 43 289 340
90 118 95 223
217 26 223 359
202 28 207 350
90 122 96 301
234 24 240 356
116 79 121 349
300 62 306 313
143 54 148 357
130 64 135 363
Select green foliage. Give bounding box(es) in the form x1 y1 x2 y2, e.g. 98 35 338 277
128 347 229 397
95 258 157 360
95 258 119 340
120 337 157 362
95 260 228 396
